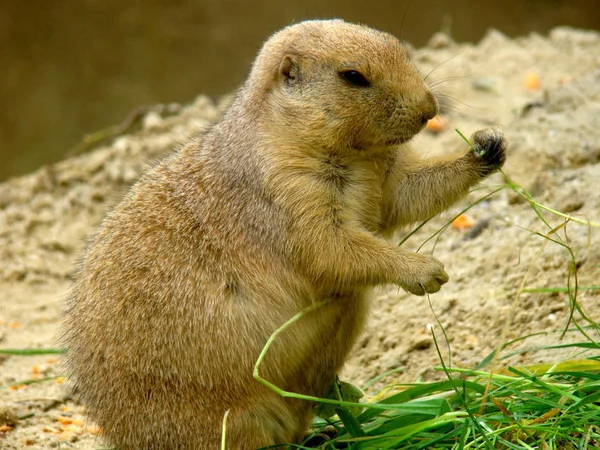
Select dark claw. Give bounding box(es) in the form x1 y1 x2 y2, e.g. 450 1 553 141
470 127 507 177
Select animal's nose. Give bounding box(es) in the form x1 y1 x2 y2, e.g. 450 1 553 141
419 90 439 125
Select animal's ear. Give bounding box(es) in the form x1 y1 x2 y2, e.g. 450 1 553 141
279 55 301 86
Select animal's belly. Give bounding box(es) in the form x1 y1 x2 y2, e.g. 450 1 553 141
266 288 369 397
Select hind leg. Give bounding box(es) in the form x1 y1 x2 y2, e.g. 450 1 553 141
226 394 312 449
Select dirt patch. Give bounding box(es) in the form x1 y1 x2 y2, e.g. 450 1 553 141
1 27 599 448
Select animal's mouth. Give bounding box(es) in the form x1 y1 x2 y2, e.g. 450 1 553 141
352 135 410 150
352 127 423 150
385 120 429 146
385 130 420 146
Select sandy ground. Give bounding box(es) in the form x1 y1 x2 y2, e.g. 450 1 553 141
1 27 599 449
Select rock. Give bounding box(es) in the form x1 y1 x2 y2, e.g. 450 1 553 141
0 406 19 426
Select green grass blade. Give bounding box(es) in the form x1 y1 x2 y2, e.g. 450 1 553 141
0 348 64 355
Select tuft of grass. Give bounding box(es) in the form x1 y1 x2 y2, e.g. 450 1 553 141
300 355 600 449
253 331 600 449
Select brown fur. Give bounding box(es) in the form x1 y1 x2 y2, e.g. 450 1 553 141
62 19 506 449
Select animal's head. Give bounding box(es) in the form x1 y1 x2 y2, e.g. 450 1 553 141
248 19 438 152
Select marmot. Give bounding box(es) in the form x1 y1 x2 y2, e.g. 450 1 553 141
62 19 506 449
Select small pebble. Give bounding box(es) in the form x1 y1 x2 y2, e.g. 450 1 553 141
428 32 453 49
408 337 432 351
0 407 19 426
471 76 496 92
143 111 164 129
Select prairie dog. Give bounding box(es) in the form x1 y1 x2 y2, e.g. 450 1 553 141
62 19 506 449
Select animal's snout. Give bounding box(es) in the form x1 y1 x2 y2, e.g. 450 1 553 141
419 90 439 125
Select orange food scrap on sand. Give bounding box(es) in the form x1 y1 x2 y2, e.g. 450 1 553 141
8 321 19 329
451 214 476 230
58 430 74 441
55 377 67 384
425 115 444 133
523 71 541 91
0 424 15 433
58 416 74 426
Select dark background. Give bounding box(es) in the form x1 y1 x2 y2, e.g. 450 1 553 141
2 0 599 181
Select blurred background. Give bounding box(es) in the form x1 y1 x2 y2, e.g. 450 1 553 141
2 0 599 182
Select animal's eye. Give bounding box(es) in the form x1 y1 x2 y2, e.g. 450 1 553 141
339 70 370 87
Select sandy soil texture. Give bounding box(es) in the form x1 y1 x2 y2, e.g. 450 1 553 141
1 27 599 449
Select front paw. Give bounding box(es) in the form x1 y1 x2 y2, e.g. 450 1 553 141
399 254 449 296
469 126 507 176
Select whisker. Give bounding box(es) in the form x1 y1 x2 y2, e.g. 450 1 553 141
422 50 466 82
427 74 474 88
434 90 476 106
432 91 480 118
435 114 452 129
437 102 463 114
398 0 416 42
